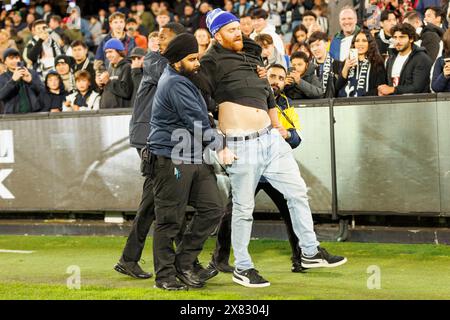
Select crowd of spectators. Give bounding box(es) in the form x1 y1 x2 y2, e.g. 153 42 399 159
1 0 450 114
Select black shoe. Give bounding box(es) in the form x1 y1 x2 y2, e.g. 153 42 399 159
232 268 270 288
176 268 205 288
193 261 219 282
154 278 188 291
208 259 234 273
291 259 307 273
301 247 347 269
192 260 204 273
114 259 153 279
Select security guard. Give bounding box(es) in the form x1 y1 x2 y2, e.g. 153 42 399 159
148 33 235 291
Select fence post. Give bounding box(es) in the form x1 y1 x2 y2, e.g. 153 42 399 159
328 98 339 221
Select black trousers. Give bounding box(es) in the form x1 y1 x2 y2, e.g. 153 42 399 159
152 156 223 282
121 149 184 262
211 200 232 264
120 153 230 266
255 182 302 261
121 174 155 262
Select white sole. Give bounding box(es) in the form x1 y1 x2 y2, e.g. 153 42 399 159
301 257 348 269
232 276 271 288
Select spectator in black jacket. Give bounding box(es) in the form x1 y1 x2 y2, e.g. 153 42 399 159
375 10 397 59
179 4 199 34
96 38 133 108
285 51 322 99
404 10 444 62
424 6 446 31
378 23 433 96
431 29 450 93
129 47 146 107
55 54 75 93
36 71 67 112
70 40 96 90
0 48 44 114
337 29 387 97
23 19 63 80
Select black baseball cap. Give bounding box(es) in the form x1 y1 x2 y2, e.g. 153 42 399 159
2 48 20 61
129 47 147 58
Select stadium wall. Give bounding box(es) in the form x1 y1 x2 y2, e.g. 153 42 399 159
1 94 450 217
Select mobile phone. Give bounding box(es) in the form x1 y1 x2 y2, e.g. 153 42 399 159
17 61 25 69
287 67 295 74
349 48 358 60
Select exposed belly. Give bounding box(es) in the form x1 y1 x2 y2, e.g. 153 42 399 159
218 102 271 135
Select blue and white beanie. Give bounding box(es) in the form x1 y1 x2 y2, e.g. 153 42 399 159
206 8 239 36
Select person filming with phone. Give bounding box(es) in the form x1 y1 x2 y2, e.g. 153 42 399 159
284 51 323 100
431 29 450 93
0 48 44 114
336 29 387 97
23 19 63 81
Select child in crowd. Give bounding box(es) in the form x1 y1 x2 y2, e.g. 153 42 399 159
148 31 159 52
63 70 100 111
36 70 67 112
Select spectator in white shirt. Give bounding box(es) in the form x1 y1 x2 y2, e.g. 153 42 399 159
250 8 285 55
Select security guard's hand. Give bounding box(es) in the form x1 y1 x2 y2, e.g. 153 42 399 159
217 147 238 165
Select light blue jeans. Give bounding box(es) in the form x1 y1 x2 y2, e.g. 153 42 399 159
226 129 320 270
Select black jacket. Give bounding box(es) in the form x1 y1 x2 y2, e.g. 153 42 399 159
285 63 323 99
312 56 342 98
0 69 44 114
36 90 67 112
73 59 97 91
25 37 63 74
386 45 433 94
99 58 133 109
36 72 67 112
131 67 143 108
149 65 222 162
129 51 168 150
180 14 199 34
199 37 276 110
375 30 392 57
336 61 387 97
420 23 444 62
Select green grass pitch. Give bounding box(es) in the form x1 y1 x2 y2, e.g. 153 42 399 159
0 235 449 300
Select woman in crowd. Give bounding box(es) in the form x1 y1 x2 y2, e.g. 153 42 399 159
291 40 312 58
431 28 450 92
336 29 387 97
194 28 211 59
287 24 308 55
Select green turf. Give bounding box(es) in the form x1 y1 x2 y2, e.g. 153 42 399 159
0 235 449 300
